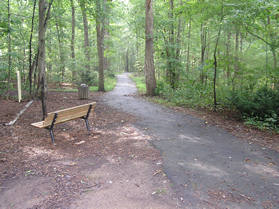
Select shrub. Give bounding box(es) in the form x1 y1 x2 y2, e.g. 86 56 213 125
231 87 279 128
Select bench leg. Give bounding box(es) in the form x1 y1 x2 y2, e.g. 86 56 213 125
47 113 58 144
82 105 92 133
49 129 55 144
84 118 90 132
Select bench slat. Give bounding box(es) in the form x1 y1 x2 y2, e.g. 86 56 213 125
48 103 95 114
31 121 45 128
31 102 96 128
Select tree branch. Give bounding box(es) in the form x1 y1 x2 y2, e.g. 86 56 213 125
44 0 54 28
246 27 272 46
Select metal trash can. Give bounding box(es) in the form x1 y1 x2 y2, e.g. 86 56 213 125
78 84 89 100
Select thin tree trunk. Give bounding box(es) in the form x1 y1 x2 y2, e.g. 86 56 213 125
80 0 90 83
136 28 139 59
96 23 105 91
186 17 192 74
125 48 129 72
213 1 224 111
47 28 52 82
200 23 207 84
7 0 11 96
271 49 277 70
70 0 76 82
96 0 105 91
205 28 210 85
174 0 182 83
232 28 239 92
55 20 65 82
22 45 26 83
169 0 176 88
234 30 240 73
104 0 110 71
145 0 156 96
226 32 231 82
29 0 37 96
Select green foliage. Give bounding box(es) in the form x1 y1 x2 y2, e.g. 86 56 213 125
231 87 279 117
231 87 279 129
130 74 146 94
244 115 279 132
104 73 117 91
155 79 214 108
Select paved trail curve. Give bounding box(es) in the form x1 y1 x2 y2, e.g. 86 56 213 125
104 73 279 209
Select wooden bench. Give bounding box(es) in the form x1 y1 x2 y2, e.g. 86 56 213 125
31 102 96 144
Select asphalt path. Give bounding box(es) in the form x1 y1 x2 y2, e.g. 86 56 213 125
104 73 279 209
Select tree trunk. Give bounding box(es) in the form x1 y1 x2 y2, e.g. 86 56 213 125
80 0 90 83
70 0 76 82
7 0 11 96
47 28 52 82
55 19 65 82
125 48 129 72
168 0 176 88
38 0 53 119
271 48 277 70
22 45 26 83
213 0 224 111
29 0 37 96
136 28 139 59
174 0 182 83
96 0 105 92
144 0 156 96
186 17 191 74
225 32 231 82
200 23 207 84
232 28 240 92
103 0 110 72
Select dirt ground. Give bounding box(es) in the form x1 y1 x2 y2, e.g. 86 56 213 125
0 92 179 209
1 89 279 209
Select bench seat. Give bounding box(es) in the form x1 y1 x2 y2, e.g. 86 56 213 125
31 102 96 143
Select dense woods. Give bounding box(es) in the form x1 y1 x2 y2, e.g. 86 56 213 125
0 0 279 130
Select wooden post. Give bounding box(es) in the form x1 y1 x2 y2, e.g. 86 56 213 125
17 71 22 103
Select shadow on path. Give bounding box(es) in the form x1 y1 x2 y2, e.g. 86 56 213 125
104 73 279 209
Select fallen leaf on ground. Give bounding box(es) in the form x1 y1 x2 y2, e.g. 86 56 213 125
75 141 85 145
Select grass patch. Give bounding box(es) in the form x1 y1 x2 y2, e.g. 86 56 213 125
130 74 146 94
147 96 176 107
104 75 117 91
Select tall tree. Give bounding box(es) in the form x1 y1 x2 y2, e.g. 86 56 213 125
7 0 11 96
186 17 191 74
144 0 156 96
213 0 224 111
28 0 37 96
70 0 76 82
79 0 90 83
38 0 53 119
96 0 105 91
55 18 66 82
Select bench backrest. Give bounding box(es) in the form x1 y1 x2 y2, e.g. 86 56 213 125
43 102 96 127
